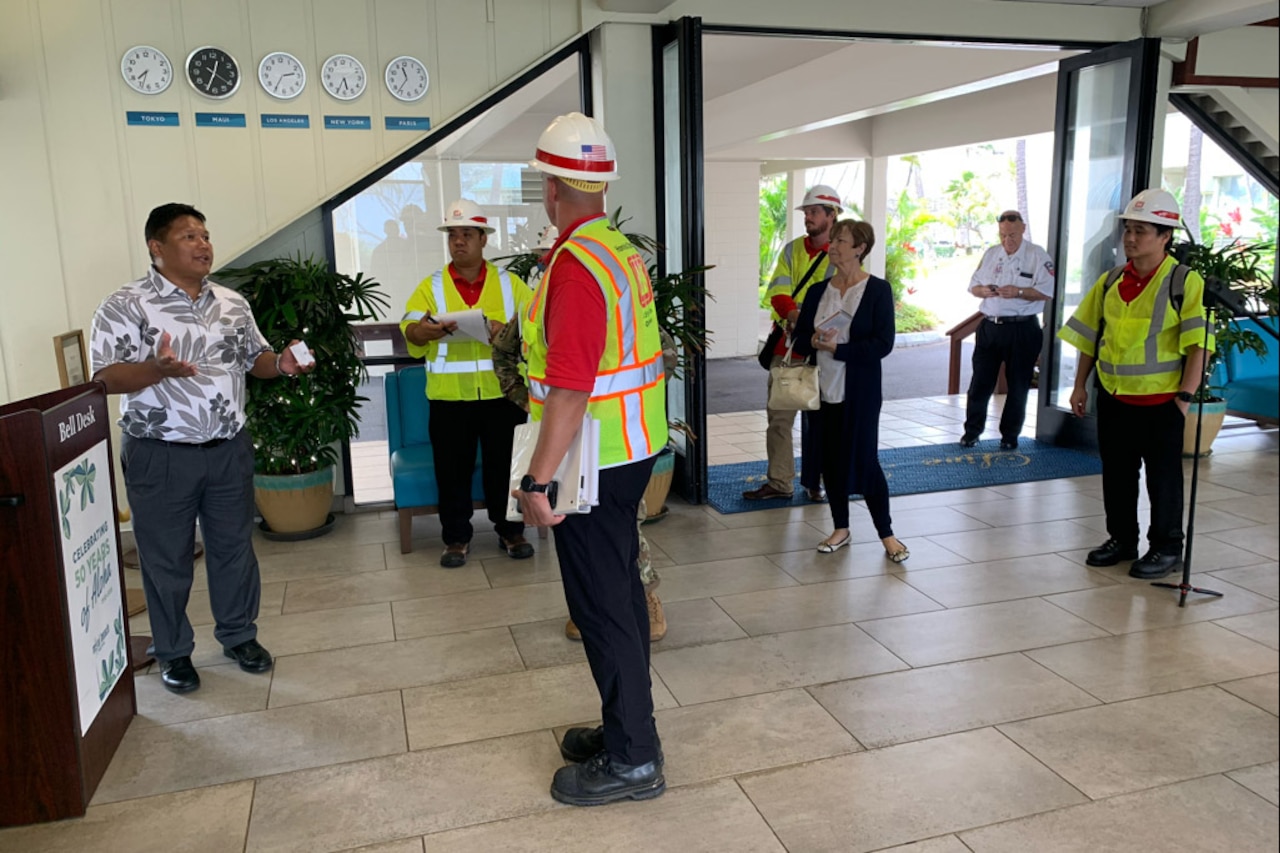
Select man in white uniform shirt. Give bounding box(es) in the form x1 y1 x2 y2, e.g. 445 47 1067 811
960 210 1054 450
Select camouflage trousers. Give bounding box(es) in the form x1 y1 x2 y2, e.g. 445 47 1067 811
637 497 660 591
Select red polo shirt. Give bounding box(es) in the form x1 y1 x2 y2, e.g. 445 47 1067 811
541 215 607 393
447 263 486 307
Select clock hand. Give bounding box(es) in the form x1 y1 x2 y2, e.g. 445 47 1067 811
206 60 219 91
273 71 294 93
339 77 349 93
138 69 149 84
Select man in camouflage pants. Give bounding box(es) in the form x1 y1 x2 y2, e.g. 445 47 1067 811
491 316 667 642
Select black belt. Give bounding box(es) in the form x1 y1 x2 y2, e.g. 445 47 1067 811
984 315 1037 324
148 436 232 449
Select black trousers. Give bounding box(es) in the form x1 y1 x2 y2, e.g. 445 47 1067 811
819 402 894 539
122 431 260 661
964 317 1043 442
1096 388 1185 555
428 397 526 545
554 455 659 765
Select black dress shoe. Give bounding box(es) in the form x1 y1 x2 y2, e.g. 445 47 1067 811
224 638 273 673
1086 538 1139 567
551 752 665 806
960 435 979 449
999 438 1019 450
1129 551 1181 579
500 534 535 559
160 656 200 693
560 725 665 764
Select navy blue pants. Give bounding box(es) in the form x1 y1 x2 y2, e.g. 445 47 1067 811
428 397 526 545
1096 389 1186 555
554 455 659 765
964 317 1043 442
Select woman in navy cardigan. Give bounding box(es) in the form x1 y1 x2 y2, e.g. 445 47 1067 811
793 219 909 561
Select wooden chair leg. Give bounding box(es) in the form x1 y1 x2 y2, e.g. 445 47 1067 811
399 508 413 554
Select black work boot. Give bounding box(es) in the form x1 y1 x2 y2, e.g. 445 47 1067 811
550 752 665 806
1129 551 1181 579
1086 538 1139 567
560 726 665 764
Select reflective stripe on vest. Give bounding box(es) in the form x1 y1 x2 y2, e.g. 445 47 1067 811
1092 260 1206 392
423 264 518 400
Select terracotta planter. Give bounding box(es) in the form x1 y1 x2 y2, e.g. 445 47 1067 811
254 466 335 534
642 448 675 522
1183 399 1228 458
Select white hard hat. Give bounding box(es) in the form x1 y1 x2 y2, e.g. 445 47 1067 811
530 112 620 182
1119 188 1182 227
536 225 559 251
797 184 843 213
438 199 495 234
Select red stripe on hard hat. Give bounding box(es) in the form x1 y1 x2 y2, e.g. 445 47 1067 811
535 148 615 173
1152 210 1179 221
470 216 488 224
815 194 840 204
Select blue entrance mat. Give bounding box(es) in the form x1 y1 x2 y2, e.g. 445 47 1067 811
706 439 1103 515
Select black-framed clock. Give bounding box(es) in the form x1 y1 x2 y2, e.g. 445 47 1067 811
186 46 241 99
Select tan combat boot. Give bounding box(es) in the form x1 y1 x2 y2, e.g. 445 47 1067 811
564 590 666 642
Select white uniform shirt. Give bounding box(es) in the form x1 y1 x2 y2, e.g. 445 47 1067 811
969 240 1055 318
815 278 868 405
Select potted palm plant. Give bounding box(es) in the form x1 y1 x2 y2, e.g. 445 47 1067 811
1173 236 1276 456
220 255 387 536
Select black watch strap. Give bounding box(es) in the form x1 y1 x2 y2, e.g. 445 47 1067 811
1176 391 1195 403
520 475 549 493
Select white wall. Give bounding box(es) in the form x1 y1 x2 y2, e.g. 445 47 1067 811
703 162 764 359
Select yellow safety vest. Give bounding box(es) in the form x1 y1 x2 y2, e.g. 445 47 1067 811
764 237 832 322
400 262 530 401
1059 255 1214 396
522 216 668 468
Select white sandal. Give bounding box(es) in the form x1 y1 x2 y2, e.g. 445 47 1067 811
817 535 851 554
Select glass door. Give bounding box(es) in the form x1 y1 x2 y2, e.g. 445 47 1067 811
653 17 707 502
1039 38 1162 446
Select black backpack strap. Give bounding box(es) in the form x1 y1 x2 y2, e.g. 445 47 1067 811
1095 265 1126 358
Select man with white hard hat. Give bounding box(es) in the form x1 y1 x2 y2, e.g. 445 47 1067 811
960 209 1055 450
400 199 534 568
512 111 669 806
743 184 841 503
1059 188 1213 580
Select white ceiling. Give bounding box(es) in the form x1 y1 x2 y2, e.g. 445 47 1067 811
995 0 1165 6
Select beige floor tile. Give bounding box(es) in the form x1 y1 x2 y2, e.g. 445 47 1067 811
810 653 1099 749
341 838 425 853
1228 761 1279 806
1059 539 1272 575
710 501 831 530
928 519 1100 562
845 505 992 544
876 838 971 853
986 476 1097 499
887 487 1007 511
1204 468 1280 497
176 581 287 626
655 689 862 784
132 662 271 728
256 543 388 583
897 554 1114 608
1204 492 1280 526
953 491 1107 526
649 522 827 565
651 623 906 704
998 686 1280 799
267 627 523 708
739 728 1086 853
416 778 785 852
1043 577 1277 635
1215 608 1280 649
391 582 568 639
250 514 401 557
0 781 253 853
403 662 676 749
1209 562 1279 599
245 732 561 853
638 506 731 538
188 602 396 667
93 692 406 804
283 566 491 613
507 618 591 669
859 598 1109 667
655 555 799 602
1207 523 1280 560
383 534 512 570
959 774 1278 852
1219 672 1280 715
714 575 943 636
767 538 970 584
480 547 564 588
1026 621 1279 702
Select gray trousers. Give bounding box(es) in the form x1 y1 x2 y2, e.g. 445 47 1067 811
122 431 261 662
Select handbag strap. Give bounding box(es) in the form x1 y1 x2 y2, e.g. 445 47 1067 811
791 250 828 299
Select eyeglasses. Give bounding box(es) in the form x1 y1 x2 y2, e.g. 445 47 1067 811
997 214 1022 223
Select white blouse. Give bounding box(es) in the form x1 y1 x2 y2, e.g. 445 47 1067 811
815 277 868 404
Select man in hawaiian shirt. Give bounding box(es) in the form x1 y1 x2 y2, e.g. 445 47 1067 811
90 203 312 694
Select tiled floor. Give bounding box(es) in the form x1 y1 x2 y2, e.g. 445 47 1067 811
3 396 1277 852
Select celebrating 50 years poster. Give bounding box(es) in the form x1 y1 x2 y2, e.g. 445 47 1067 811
53 440 126 735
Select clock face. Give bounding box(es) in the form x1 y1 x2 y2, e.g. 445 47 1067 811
321 54 366 101
385 56 429 102
121 45 173 95
186 46 240 99
258 51 306 100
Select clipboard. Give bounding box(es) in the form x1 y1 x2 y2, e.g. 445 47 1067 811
506 415 600 521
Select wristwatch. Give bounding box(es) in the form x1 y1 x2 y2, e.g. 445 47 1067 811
519 475 558 508
1176 391 1195 403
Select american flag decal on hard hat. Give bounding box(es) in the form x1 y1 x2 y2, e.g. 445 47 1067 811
581 144 607 161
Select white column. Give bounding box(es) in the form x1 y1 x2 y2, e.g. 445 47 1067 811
592 24 657 240
863 156 889 278
1147 51 1175 190
787 169 806 241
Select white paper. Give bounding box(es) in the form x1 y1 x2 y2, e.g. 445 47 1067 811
817 310 852 333
54 441 126 734
289 340 315 367
507 415 600 521
433 309 492 344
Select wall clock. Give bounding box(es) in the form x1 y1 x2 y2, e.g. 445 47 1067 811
258 51 306 100
120 45 173 95
385 55 429 102
321 54 366 101
186 46 241 99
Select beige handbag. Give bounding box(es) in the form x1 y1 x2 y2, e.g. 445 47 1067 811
768 341 820 411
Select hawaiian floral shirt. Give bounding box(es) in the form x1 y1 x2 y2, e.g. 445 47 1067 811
90 268 270 443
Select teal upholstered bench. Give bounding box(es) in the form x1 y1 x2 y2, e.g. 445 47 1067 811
1222 318 1278 426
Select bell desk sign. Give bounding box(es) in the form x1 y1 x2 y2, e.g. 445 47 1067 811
52 438 126 735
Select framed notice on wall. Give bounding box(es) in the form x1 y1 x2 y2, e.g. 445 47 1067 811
54 330 89 388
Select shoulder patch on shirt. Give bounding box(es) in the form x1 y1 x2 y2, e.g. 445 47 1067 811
1044 259 1055 277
